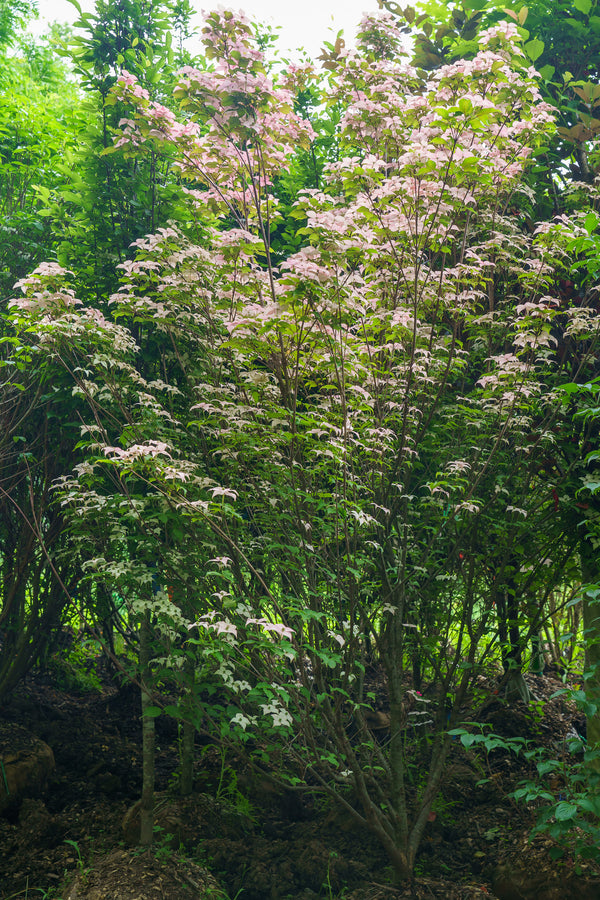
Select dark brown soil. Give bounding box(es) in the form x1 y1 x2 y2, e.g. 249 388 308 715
1 663 599 900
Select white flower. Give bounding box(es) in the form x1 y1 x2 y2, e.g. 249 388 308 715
260 702 293 728
231 713 253 730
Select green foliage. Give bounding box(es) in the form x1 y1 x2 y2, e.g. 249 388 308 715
513 736 600 864
150 824 179 861
213 756 256 824
565 210 600 285
0 359 84 703
65 0 177 97
0 34 80 303
46 640 103 693
0 0 37 49
64 838 88 875
448 725 529 757
34 0 199 304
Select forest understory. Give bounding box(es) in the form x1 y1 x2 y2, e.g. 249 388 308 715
1 656 600 900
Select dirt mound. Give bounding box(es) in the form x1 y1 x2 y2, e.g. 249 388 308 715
63 848 228 899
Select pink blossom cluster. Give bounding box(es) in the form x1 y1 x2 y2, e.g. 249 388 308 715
356 12 409 61
11 263 78 310
112 43 314 226
103 441 173 462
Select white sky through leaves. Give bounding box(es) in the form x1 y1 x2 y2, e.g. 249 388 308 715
33 0 381 60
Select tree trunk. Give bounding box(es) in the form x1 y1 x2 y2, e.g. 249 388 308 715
496 581 530 703
529 632 544 675
580 540 600 767
139 611 155 845
180 718 195 796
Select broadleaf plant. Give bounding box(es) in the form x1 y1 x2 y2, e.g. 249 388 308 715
8 8 600 883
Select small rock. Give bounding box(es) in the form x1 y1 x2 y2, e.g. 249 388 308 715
0 723 55 815
94 773 122 794
492 861 600 900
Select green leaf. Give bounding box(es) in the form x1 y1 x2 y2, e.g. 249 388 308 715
554 801 579 821
585 211 599 234
577 795 600 816
573 0 592 14
524 38 544 62
538 65 555 81
536 759 559 776
143 706 162 718
557 382 581 395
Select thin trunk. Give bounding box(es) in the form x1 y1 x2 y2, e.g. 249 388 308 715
139 611 155 845
580 540 600 770
530 632 544 675
180 718 195 796
496 578 530 703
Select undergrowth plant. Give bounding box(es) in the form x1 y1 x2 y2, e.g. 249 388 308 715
47 643 103 693
513 737 600 866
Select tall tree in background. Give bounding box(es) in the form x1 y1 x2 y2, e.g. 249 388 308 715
0 0 203 700
0 6 80 304
46 0 194 303
0 0 87 699
0 0 36 47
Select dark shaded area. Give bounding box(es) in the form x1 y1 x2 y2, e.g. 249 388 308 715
1 662 600 899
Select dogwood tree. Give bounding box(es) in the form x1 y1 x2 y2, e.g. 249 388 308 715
10 8 600 881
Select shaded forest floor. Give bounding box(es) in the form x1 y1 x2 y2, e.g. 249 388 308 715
2 657 600 900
